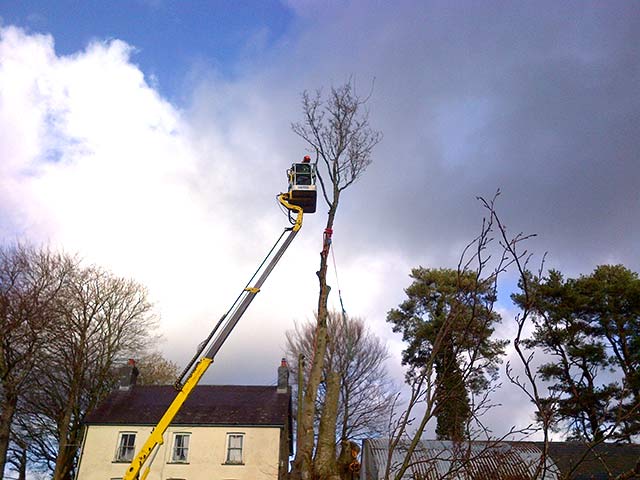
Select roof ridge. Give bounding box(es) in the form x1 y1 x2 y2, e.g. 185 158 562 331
128 384 276 388
84 383 288 426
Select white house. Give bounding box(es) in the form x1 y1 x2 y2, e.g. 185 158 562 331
75 360 292 480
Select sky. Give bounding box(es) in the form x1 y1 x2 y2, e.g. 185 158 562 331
1 1 639 440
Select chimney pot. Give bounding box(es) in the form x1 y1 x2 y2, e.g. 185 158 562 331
277 358 289 393
118 359 139 391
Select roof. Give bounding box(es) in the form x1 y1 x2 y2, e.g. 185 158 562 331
362 439 640 480
362 438 557 480
84 385 290 427
540 442 640 480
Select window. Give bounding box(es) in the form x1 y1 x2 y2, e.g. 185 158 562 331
115 432 136 462
172 433 190 462
225 433 244 464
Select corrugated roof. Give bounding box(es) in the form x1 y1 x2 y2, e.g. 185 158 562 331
538 442 640 480
84 385 289 427
362 439 559 480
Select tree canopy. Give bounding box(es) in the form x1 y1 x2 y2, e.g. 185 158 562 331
514 264 640 441
387 267 507 441
0 243 162 479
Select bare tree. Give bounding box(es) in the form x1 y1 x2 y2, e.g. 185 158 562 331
17 263 157 480
457 194 640 480
356 192 639 480
0 244 74 475
289 80 381 480
494 208 640 478
285 312 394 463
382 192 537 480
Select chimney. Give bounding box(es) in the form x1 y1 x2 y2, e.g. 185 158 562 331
118 358 139 391
277 358 289 393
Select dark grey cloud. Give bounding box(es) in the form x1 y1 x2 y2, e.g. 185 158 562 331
125 1 640 440
151 1 640 435
246 1 640 277
3 1 635 439
206 7 640 434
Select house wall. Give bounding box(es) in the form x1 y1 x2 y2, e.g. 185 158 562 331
76 424 284 480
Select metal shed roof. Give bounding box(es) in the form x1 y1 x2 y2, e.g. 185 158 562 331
362 438 559 480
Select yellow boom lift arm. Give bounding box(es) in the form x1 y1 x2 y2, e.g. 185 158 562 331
124 159 317 480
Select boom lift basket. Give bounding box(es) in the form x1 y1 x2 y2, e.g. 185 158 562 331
287 161 317 213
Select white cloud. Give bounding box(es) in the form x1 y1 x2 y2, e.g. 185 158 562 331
0 24 425 389
0 26 271 370
3 0 638 435
0 25 350 387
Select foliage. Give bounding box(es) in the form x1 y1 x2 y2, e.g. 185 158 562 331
379 193 640 479
381 193 533 480
477 195 640 479
513 264 640 442
387 267 507 441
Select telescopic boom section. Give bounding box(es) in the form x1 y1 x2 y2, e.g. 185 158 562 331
123 192 306 480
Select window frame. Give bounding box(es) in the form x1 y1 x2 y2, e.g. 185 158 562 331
114 432 136 463
171 432 191 463
225 432 245 465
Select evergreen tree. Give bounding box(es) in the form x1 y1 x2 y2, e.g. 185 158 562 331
516 265 640 441
579 265 640 440
387 268 507 441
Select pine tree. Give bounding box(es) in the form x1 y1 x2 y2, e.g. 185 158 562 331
387 267 507 440
516 265 640 441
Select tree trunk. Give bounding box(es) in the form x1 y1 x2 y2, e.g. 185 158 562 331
314 371 341 480
340 384 350 442
291 207 337 480
16 446 27 480
291 323 328 480
434 338 470 442
0 393 17 473
337 440 359 480
53 409 72 480
52 430 80 480
53 389 81 480
289 80 379 479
